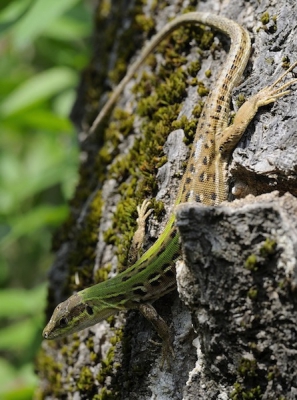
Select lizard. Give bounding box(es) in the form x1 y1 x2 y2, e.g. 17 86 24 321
43 12 297 361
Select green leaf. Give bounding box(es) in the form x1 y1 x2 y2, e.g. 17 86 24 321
0 360 37 399
3 108 73 132
44 15 92 41
0 205 69 249
0 133 78 214
0 1 13 13
0 285 46 318
0 67 77 117
1 386 35 400
0 0 35 36
0 358 15 388
0 258 9 286
12 0 80 47
52 88 77 117
0 315 44 351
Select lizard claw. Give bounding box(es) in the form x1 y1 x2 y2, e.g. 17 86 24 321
136 199 153 223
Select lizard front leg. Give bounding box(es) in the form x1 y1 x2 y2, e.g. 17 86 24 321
128 199 153 265
218 61 297 154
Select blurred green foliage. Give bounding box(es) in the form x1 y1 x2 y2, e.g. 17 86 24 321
0 0 92 397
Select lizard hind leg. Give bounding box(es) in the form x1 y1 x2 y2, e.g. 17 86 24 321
138 303 174 369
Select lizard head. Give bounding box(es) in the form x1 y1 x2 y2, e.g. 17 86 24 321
43 292 117 340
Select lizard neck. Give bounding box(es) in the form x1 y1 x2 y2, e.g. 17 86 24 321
82 217 179 309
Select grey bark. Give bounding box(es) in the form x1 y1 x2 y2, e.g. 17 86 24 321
176 192 297 399
38 0 297 399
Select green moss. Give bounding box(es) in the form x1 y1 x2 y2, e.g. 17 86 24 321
189 77 198 86
247 288 258 300
103 227 119 246
259 12 277 33
97 0 112 18
200 30 215 50
103 193 139 269
244 254 258 271
107 5 154 85
150 0 158 11
172 114 197 144
261 12 270 25
77 366 95 392
137 68 187 113
230 383 262 400
192 101 204 118
93 387 116 400
259 238 276 257
86 337 94 350
205 69 212 78
248 342 258 351
90 351 98 363
244 238 276 273
182 4 198 14
197 81 210 97
187 60 201 77
238 358 258 378
229 358 264 399
265 365 279 384
35 346 63 397
94 263 112 284
236 93 246 108
106 108 135 140
266 371 274 381
231 357 263 398
73 326 122 396
150 198 165 216
96 329 122 386
60 345 69 357
278 279 286 289
281 56 290 69
135 14 155 33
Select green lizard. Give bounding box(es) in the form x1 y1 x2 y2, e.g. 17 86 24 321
43 12 297 360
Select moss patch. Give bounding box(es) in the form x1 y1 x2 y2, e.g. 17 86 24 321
35 345 63 398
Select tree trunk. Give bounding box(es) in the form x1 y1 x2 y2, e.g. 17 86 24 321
36 0 297 398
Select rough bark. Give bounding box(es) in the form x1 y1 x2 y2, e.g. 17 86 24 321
176 192 297 399
36 0 297 399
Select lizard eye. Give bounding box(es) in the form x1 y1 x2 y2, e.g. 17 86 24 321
86 305 94 315
59 317 68 327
